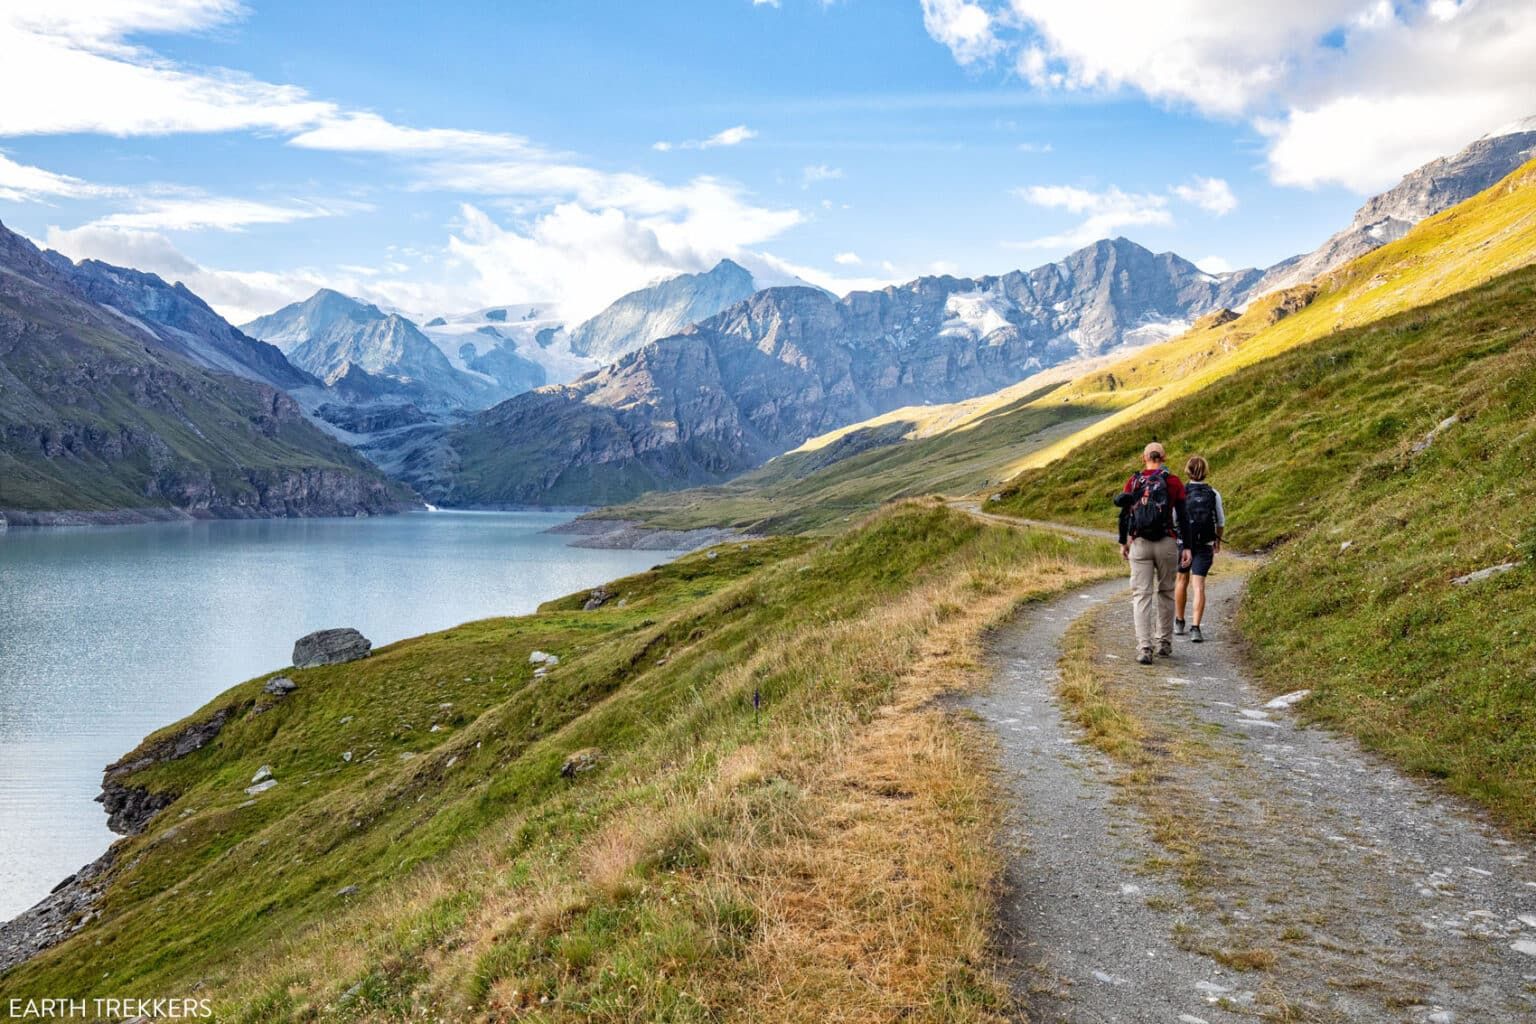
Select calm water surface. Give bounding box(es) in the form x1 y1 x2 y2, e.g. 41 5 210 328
0 510 678 920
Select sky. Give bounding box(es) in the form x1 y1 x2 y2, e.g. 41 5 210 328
0 0 1532 325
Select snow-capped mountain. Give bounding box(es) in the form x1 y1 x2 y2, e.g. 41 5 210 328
243 290 498 410
398 237 1263 506
565 258 761 363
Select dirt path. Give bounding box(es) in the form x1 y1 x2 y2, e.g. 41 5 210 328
974 569 1536 1023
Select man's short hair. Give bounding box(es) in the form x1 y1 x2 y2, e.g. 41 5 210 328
1186 455 1208 481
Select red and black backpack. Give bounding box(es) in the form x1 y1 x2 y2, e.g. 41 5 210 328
1127 469 1172 541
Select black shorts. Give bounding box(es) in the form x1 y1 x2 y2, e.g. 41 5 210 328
1179 543 1215 577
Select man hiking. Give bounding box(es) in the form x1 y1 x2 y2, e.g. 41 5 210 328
1115 441 1190 664
1175 455 1225 643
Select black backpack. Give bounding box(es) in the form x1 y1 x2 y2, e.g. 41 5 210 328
1185 482 1218 545
1127 469 1172 541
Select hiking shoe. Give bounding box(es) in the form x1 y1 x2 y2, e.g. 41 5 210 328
1158 642 1173 658
1190 625 1204 643
1136 650 1154 665
1174 618 1187 636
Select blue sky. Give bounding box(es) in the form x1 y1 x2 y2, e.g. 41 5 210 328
1 1 1531 323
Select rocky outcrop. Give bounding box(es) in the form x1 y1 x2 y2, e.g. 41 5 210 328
561 748 603 778
97 706 235 836
292 628 372 668
0 848 115 973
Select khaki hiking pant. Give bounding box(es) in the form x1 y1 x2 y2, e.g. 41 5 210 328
1129 536 1179 653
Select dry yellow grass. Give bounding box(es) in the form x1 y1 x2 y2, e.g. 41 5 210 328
153 505 1119 1023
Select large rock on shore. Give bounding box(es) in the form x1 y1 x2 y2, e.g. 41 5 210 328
293 628 372 668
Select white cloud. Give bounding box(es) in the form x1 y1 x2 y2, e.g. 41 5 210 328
1010 183 1171 249
399 159 803 319
0 153 120 202
654 124 758 152
747 249 904 297
1194 254 1234 274
1 6 811 324
0 3 546 158
833 251 862 265
921 0 1004 65
0 2 337 137
1016 141 1054 153
90 196 367 232
287 113 537 155
802 164 844 187
934 0 1536 192
705 124 756 148
1171 176 1237 215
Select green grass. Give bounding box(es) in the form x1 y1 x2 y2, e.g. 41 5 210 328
4 503 1119 1022
990 263 1536 828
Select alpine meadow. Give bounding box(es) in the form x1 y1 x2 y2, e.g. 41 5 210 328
3 4 1536 1023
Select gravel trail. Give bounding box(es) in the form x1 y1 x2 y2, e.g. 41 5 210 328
975 572 1536 1023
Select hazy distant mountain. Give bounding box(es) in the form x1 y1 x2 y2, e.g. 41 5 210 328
243 290 495 410
404 238 1261 506
567 259 761 363
0 222 410 521
1251 116 1536 298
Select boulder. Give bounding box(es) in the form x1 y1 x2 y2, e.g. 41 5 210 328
292 628 372 668
583 586 615 611
251 765 273 784
244 779 277 796
263 675 297 696
560 748 603 779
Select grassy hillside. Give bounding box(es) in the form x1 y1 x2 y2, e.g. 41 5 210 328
989 263 1536 827
3 504 1119 1020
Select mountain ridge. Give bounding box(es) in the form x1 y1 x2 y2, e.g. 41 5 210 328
405 237 1262 506
0 221 414 521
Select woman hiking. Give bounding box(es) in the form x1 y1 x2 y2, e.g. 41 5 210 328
1115 441 1190 664
1174 455 1225 643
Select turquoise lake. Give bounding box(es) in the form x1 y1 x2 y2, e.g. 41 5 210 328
0 511 678 920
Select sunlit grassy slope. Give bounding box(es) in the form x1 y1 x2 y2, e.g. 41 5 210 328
605 159 1536 538
990 261 1536 828
4 503 1118 1021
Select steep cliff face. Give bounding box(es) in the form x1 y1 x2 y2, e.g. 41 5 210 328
408 239 1259 506
0 221 415 520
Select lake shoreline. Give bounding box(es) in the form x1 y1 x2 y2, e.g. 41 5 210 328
0 510 680 927
0 499 422 529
